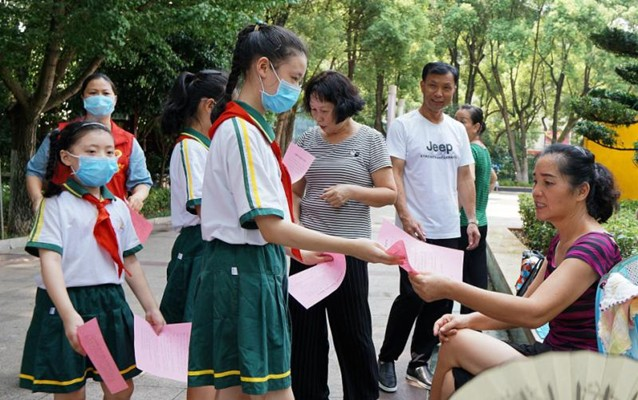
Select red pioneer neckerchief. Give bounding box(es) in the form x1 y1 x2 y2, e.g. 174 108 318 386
209 101 303 261
63 180 131 278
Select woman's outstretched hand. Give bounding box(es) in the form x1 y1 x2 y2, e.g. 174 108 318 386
408 271 451 302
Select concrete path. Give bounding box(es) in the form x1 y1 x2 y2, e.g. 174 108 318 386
0 192 524 399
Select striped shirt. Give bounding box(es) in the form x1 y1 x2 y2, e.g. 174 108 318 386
296 125 391 239
543 232 621 351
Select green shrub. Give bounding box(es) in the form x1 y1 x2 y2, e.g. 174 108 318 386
604 202 638 258
498 179 533 187
142 187 170 219
518 194 556 253
518 194 638 258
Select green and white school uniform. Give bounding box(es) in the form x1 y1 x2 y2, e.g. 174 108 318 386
188 101 291 394
160 128 210 323
20 180 142 394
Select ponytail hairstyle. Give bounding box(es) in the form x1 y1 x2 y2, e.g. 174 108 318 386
210 23 308 124
44 121 111 198
541 143 619 222
161 69 228 136
458 104 486 136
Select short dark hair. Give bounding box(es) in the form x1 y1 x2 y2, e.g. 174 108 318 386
303 71 365 124
421 62 459 85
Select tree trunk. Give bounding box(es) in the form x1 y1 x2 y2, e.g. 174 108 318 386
549 67 565 144
374 73 385 133
448 40 460 107
275 108 298 154
159 155 169 188
7 103 39 236
516 161 529 182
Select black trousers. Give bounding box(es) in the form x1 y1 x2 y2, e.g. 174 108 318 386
378 237 459 368
289 256 378 400
459 225 489 314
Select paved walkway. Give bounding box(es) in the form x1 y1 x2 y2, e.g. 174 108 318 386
0 192 524 399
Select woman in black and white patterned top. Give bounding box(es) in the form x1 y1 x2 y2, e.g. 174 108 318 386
290 70 397 400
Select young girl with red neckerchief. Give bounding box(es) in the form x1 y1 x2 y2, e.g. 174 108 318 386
20 121 164 400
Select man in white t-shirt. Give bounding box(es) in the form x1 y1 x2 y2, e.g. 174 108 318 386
377 62 480 393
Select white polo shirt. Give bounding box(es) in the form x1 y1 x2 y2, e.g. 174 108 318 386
169 128 210 230
386 110 473 239
201 101 290 245
26 180 142 288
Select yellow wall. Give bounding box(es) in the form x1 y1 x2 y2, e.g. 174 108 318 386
584 123 638 200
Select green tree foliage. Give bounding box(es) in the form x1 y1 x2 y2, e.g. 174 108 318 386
286 0 431 134
427 0 629 183
574 24 638 149
359 0 431 132
0 0 284 235
537 0 610 144
1 0 134 235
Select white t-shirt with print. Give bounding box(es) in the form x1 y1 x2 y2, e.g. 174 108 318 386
386 110 473 239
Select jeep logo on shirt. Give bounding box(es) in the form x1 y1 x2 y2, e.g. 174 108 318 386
426 141 453 154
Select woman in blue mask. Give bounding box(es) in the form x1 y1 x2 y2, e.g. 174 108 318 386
26 72 152 211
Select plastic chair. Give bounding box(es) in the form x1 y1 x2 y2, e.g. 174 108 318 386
595 255 638 359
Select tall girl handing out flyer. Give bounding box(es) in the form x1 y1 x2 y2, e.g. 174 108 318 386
186 23 401 400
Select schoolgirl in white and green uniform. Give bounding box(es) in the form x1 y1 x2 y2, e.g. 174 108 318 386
159 70 227 323
186 24 400 399
188 100 293 394
21 181 142 393
19 121 164 397
159 128 209 322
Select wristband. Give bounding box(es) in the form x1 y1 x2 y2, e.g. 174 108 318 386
468 220 479 226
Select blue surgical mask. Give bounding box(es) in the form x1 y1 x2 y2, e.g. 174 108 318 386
68 153 119 187
83 95 115 117
260 62 301 113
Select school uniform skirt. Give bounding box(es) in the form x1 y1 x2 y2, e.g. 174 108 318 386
188 239 291 394
20 284 139 393
160 224 204 323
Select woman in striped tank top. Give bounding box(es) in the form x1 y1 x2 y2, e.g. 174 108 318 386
407 143 621 400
